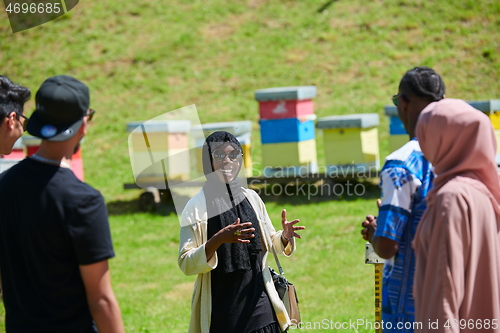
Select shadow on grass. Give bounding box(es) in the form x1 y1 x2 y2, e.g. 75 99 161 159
106 199 142 216
317 0 339 13
107 197 189 216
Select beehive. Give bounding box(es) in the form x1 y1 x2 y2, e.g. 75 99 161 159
317 114 380 174
383 106 408 153
259 117 317 177
127 120 191 184
467 100 500 155
256 86 318 177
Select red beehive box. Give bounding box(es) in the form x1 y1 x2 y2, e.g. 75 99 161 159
258 99 314 120
255 86 317 120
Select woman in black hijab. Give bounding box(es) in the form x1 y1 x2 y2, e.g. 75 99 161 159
178 131 305 333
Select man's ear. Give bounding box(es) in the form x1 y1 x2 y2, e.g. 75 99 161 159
78 117 88 135
6 112 17 130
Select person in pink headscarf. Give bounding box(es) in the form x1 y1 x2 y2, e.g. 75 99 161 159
414 98 500 332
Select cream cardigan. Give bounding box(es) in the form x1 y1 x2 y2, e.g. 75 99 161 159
178 187 295 333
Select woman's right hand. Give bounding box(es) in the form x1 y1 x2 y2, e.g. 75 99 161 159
205 218 255 261
215 218 255 244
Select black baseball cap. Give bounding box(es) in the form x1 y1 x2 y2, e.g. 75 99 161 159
27 75 90 141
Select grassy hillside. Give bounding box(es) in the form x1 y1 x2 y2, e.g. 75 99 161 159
1 0 500 331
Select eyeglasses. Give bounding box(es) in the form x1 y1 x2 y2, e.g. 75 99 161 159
86 109 96 121
14 112 28 132
392 94 409 107
212 149 243 162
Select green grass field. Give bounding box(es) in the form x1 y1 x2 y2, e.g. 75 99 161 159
1 0 500 331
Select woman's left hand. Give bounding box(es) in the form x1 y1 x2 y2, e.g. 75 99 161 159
281 209 305 241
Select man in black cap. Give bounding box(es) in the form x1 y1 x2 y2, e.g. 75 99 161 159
0 75 30 155
0 75 124 333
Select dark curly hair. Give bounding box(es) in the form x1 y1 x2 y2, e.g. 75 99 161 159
0 75 31 121
399 67 445 102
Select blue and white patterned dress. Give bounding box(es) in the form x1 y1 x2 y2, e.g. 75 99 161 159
374 138 434 332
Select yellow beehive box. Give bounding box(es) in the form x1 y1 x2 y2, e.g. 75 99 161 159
262 139 316 167
467 100 500 128
127 122 190 150
127 120 191 185
129 132 188 152
261 139 317 177
494 130 500 155
240 133 253 177
262 162 318 178
467 100 500 155
317 114 380 173
489 113 500 130
129 149 191 183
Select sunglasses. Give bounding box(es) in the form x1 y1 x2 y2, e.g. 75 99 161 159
86 109 96 121
15 112 29 132
392 94 409 107
212 149 243 162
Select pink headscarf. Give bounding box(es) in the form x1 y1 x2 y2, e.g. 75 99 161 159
416 98 500 215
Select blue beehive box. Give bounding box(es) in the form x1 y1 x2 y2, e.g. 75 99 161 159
384 106 408 152
389 116 407 135
384 106 408 135
259 116 316 144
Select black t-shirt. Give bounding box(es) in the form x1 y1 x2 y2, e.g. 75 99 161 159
0 158 115 333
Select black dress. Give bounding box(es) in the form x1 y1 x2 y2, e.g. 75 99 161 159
208 215 281 333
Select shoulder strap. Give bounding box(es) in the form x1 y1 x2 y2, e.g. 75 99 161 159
270 240 285 276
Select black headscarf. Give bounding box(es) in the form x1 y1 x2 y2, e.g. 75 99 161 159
202 131 262 273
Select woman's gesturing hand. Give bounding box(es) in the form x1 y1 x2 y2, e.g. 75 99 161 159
205 218 255 261
216 218 255 244
281 209 305 243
